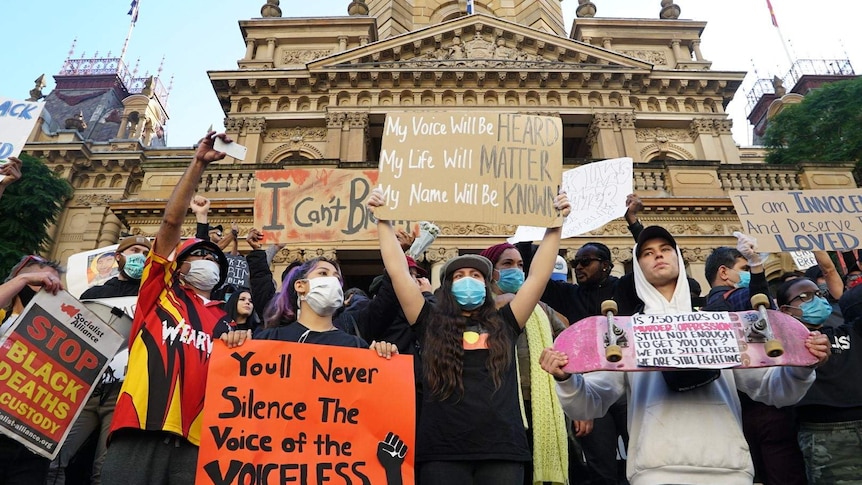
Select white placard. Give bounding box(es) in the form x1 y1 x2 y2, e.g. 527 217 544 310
509 157 632 242
632 312 741 369
0 97 45 163
65 245 121 298
790 251 818 270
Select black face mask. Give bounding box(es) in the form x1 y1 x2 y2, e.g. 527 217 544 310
18 285 37 308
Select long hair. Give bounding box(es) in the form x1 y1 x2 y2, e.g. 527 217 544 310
225 287 261 330
263 257 342 328
424 277 512 401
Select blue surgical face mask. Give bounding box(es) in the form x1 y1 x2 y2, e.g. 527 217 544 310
733 269 751 289
451 277 487 310
123 253 146 280
496 268 525 294
800 296 832 326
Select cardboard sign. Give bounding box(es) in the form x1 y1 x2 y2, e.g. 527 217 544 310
196 341 416 485
730 189 862 253
255 169 415 242
510 158 632 242
632 312 741 369
376 112 563 226
0 97 44 165
0 291 124 458
790 251 818 271
225 255 251 289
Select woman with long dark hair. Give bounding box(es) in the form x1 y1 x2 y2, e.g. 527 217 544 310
224 287 262 333
368 188 570 485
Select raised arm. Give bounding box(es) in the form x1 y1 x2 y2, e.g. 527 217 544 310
0 157 23 201
509 192 570 326
815 251 843 300
153 131 227 258
368 189 425 324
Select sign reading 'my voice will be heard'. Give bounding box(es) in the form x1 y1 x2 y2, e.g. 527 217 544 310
375 112 564 227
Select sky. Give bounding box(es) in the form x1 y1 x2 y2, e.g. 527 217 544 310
2 0 858 148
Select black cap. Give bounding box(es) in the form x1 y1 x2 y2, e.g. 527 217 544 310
636 226 677 259
176 238 229 290
441 254 493 282
208 224 224 234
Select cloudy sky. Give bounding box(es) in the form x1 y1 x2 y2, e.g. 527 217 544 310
2 0 857 148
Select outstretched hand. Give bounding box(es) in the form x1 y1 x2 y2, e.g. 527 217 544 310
733 231 763 266
19 271 63 295
221 329 252 349
625 193 643 224
554 191 571 219
194 131 229 165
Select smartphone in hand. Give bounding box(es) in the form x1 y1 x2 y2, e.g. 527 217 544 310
213 138 247 161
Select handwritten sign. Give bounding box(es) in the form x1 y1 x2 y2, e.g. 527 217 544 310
730 189 862 253
254 169 415 242
225 255 250 288
790 251 818 271
632 312 741 369
510 158 632 242
196 341 415 485
376 112 563 226
0 291 124 458
0 96 44 165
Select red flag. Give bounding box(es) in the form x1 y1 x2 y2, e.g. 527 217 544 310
765 0 778 27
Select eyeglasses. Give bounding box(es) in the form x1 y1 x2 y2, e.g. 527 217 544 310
189 248 218 260
788 290 826 305
572 257 603 268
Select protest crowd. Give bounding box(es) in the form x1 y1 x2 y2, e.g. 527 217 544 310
2 129 860 485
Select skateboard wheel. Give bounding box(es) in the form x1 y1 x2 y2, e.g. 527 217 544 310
601 300 618 315
750 293 770 309
606 345 623 362
764 339 784 358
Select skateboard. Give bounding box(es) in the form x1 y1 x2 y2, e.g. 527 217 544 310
555 295 818 374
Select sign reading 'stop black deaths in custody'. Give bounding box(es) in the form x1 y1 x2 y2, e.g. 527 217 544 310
376 112 563 227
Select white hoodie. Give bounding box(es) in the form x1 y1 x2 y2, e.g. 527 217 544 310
555 245 815 485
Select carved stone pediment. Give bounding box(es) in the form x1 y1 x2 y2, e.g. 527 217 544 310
307 14 652 73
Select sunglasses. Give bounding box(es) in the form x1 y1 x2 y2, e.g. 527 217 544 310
188 248 219 259
13 255 50 276
572 257 603 268
788 290 826 305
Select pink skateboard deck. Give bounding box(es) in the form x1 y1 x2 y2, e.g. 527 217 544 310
555 309 817 374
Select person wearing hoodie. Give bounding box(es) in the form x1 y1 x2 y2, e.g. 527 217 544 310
541 226 830 485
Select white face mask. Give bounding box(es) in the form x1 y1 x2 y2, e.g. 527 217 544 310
299 276 344 317
183 260 220 291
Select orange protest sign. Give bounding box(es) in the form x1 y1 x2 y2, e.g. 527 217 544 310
254 168 415 243
196 341 416 485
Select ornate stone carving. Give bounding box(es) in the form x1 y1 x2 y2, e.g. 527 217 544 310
689 118 714 138
245 118 267 133
261 0 281 18
224 117 245 132
27 74 46 101
346 112 368 129
265 127 327 142
73 194 113 207
618 50 667 65
282 49 332 65
306 248 337 260
326 112 347 128
660 0 681 19
379 33 553 70
616 113 636 129
423 247 460 263
635 128 693 143
436 223 518 236
714 119 733 135
576 0 597 18
273 248 304 265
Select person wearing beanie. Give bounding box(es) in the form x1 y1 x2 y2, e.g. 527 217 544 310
480 242 569 485
370 187 571 484
101 132 250 485
47 236 152 485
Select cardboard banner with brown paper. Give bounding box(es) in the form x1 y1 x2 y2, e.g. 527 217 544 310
254 168 415 242
376 112 563 226
729 189 862 253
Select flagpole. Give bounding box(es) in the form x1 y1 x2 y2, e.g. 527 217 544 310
119 0 139 65
765 0 794 68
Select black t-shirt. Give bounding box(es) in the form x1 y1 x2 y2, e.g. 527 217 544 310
413 301 530 463
80 277 141 299
256 321 368 348
796 322 862 421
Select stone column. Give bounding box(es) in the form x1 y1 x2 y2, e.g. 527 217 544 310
345 112 368 162
670 40 683 63
616 113 638 158
691 40 704 61
243 118 266 163
588 113 620 158
245 39 256 60
689 118 721 161
325 112 346 160
266 38 276 61
714 120 740 163
97 211 123 248
338 36 348 52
